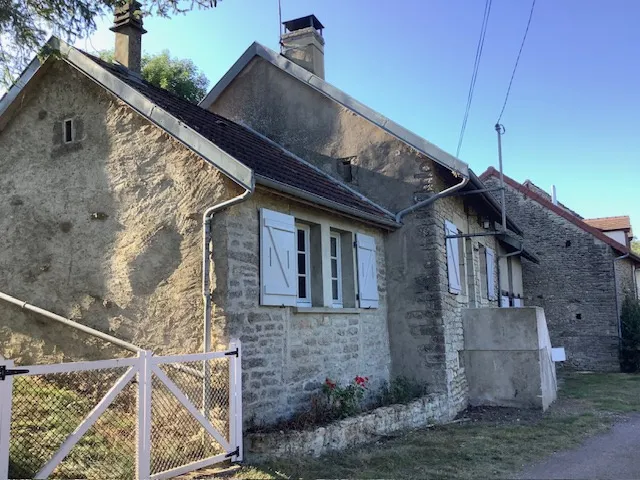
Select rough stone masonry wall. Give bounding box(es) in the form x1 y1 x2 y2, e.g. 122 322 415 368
484 178 619 371
209 57 459 407
431 173 500 415
0 61 239 364
210 189 391 426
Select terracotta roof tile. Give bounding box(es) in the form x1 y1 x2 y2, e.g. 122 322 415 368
584 216 632 232
81 53 396 226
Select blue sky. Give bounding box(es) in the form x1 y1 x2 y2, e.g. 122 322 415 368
77 0 639 236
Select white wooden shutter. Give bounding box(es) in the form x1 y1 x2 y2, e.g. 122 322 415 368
486 247 496 300
260 208 297 306
356 233 379 308
445 220 461 294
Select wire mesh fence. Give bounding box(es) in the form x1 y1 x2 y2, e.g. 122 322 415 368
150 357 230 476
8 367 137 479
5 354 235 480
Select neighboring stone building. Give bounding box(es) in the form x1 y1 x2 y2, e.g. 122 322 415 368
584 216 634 248
481 167 640 371
1 12 536 426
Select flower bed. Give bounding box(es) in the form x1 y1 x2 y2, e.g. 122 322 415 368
246 392 453 459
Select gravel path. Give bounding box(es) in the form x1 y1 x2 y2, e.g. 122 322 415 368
517 415 640 479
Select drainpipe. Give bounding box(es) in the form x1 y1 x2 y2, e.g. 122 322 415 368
201 187 253 423
395 176 469 223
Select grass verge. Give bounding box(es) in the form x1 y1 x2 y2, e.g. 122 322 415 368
232 372 640 480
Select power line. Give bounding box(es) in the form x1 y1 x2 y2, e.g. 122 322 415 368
496 0 537 123
456 0 493 158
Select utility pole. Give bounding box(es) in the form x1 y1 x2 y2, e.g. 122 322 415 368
495 123 507 232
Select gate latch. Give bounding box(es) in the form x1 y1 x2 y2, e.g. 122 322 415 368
0 365 29 381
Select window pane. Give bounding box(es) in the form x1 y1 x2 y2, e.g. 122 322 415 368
330 236 337 257
298 276 307 299
332 279 339 300
298 253 306 275
297 229 305 251
331 258 337 278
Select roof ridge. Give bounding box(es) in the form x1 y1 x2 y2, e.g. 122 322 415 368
478 167 640 262
584 215 630 221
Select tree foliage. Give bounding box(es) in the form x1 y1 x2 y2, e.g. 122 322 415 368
0 0 219 87
99 49 209 102
620 295 640 372
632 240 640 256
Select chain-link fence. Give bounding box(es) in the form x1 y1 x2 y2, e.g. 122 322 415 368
8 367 137 479
5 353 235 480
150 358 230 477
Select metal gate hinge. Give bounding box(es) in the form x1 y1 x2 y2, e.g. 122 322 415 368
225 446 240 459
0 365 29 381
225 348 239 357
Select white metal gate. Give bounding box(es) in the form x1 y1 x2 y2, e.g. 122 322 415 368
0 341 242 480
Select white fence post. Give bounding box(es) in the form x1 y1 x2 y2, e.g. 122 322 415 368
0 360 14 480
136 351 151 480
228 339 243 462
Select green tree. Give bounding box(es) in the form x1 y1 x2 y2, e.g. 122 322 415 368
0 0 220 87
100 49 209 103
632 240 640 256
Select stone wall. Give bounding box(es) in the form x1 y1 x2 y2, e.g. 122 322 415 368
208 58 504 417
0 61 238 364
247 393 452 460
211 189 391 426
484 177 620 371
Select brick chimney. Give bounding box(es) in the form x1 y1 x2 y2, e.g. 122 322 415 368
281 15 325 79
110 0 147 73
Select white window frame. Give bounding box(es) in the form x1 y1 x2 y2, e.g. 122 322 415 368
63 118 75 144
330 232 343 308
296 224 312 307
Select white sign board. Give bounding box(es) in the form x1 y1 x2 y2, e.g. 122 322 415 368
551 347 566 362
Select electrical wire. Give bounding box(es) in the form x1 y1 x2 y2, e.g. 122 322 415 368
496 0 537 123
455 0 493 158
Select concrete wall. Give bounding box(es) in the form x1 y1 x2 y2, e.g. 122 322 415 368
210 189 391 425
463 307 557 410
0 61 239 364
484 177 621 371
208 57 508 416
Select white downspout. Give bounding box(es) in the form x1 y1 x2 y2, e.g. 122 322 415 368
201 187 253 422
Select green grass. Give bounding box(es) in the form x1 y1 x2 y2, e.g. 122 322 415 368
234 372 640 480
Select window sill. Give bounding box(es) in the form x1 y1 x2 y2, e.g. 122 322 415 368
293 307 362 314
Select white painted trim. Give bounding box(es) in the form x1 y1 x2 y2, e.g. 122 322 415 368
199 42 469 177
228 338 242 462
330 232 343 308
151 366 231 452
18 357 139 375
296 224 312 307
136 351 151 480
35 366 138 479
149 350 229 365
0 360 14 480
150 453 228 480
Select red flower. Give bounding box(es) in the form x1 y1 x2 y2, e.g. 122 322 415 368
325 378 336 390
354 376 368 388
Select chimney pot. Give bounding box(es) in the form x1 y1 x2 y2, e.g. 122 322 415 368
281 14 325 79
110 0 147 73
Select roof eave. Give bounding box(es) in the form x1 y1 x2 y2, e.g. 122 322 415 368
256 175 401 230
199 42 470 179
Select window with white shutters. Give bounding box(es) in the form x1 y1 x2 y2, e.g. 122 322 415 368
330 232 343 308
296 225 312 306
445 220 461 294
356 233 378 308
260 208 297 306
486 247 496 300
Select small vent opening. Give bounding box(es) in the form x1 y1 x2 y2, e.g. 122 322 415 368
63 119 74 143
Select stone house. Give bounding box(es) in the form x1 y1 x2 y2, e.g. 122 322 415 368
481 167 640 371
584 216 634 249
1 10 535 426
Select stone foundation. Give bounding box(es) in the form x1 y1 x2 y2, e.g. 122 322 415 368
246 393 452 460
